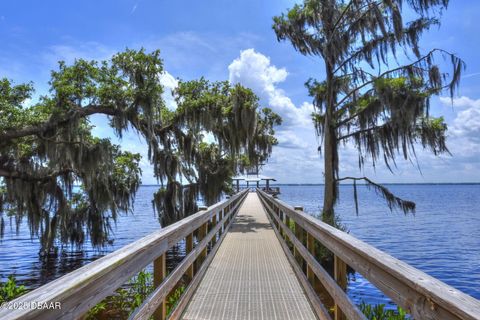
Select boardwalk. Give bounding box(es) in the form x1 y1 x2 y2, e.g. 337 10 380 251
182 192 317 320
6 190 480 320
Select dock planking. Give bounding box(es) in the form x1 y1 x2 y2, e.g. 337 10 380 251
181 192 317 320
4 189 479 320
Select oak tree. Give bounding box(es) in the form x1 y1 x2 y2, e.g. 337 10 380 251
0 49 280 253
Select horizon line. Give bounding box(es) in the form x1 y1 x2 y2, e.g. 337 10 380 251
138 182 480 186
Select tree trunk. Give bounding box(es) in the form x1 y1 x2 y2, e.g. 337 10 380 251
322 63 338 225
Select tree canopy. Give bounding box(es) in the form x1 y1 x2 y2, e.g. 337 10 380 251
0 49 281 253
273 0 464 223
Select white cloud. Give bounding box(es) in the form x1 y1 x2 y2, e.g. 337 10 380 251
131 3 138 14
228 49 314 128
227 49 324 182
159 71 178 110
276 130 309 149
43 42 115 67
440 96 480 109
440 96 480 142
451 104 480 142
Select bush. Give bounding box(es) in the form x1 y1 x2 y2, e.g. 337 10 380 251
0 275 27 302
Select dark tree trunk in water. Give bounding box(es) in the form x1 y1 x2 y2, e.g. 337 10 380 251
322 63 338 225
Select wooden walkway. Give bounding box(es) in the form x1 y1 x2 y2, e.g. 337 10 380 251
182 192 317 320
4 190 480 320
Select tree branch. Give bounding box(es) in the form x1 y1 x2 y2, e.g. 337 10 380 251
338 123 386 141
0 105 121 143
0 167 76 182
336 176 415 214
330 0 355 35
334 48 456 114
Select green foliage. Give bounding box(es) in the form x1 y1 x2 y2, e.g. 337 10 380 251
0 275 27 303
166 285 186 316
152 78 280 225
86 270 154 319
273 0 464 221
0 48 281 250
86 271 187 319
359 302 408 320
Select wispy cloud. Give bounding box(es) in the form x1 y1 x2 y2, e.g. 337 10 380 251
131 3 138 14
463 72 480 79
43 41 116 66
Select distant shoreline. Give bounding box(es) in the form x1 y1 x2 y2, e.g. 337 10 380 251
139 182 480 186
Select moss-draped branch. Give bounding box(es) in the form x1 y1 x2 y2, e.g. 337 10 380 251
273 0 464 219
0 49 281 253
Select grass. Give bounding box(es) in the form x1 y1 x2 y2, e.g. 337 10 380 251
359 301 408 320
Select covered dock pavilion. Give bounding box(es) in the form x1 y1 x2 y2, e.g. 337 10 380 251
232 175 279 195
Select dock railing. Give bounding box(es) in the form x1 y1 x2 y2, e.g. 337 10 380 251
257 188 480 320
0 189 248 320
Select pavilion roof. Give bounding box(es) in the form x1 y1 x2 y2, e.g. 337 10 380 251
232 175 276 181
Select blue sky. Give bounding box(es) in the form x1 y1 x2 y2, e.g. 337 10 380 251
1 1 480 183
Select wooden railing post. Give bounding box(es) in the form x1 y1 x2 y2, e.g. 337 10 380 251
211 213 217 246
153 254 167 320
294 207 304 268
306 232 315 285
285 214 291 242
279 207 284 238
224 206 229 230
294 221 302 264
334 255 348 320
186 233 194 280
218 209 224 235
198 222 208 265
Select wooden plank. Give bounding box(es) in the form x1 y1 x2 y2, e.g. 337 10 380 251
258 189 480 320
306 232 333 310
264 201 331 320
306 233 315 285
168 202 240 320
182 193 317 320
129 193 247 320
153 254 167 320
211 213 217 246
334 255 347 320
260 195 366 320
0 190 248 320
197 222 208 268
186 233 194 280
294 221 303 265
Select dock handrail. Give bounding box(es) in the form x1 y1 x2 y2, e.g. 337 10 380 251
257 188 480 320
0 189 249 320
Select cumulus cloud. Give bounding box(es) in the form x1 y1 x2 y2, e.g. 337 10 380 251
275 130 310 149
159 71 178 110
439 96 480 109
227 49 324 182
440 96 480 142
228 49 315 128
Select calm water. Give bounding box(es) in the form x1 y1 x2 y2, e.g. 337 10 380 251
1 184 479 307
279 184 480 306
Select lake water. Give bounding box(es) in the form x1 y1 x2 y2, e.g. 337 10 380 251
1 184 479 308
279 184 480 307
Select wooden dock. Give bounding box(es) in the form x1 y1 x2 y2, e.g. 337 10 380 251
3 189 480 320
182 193 317 320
